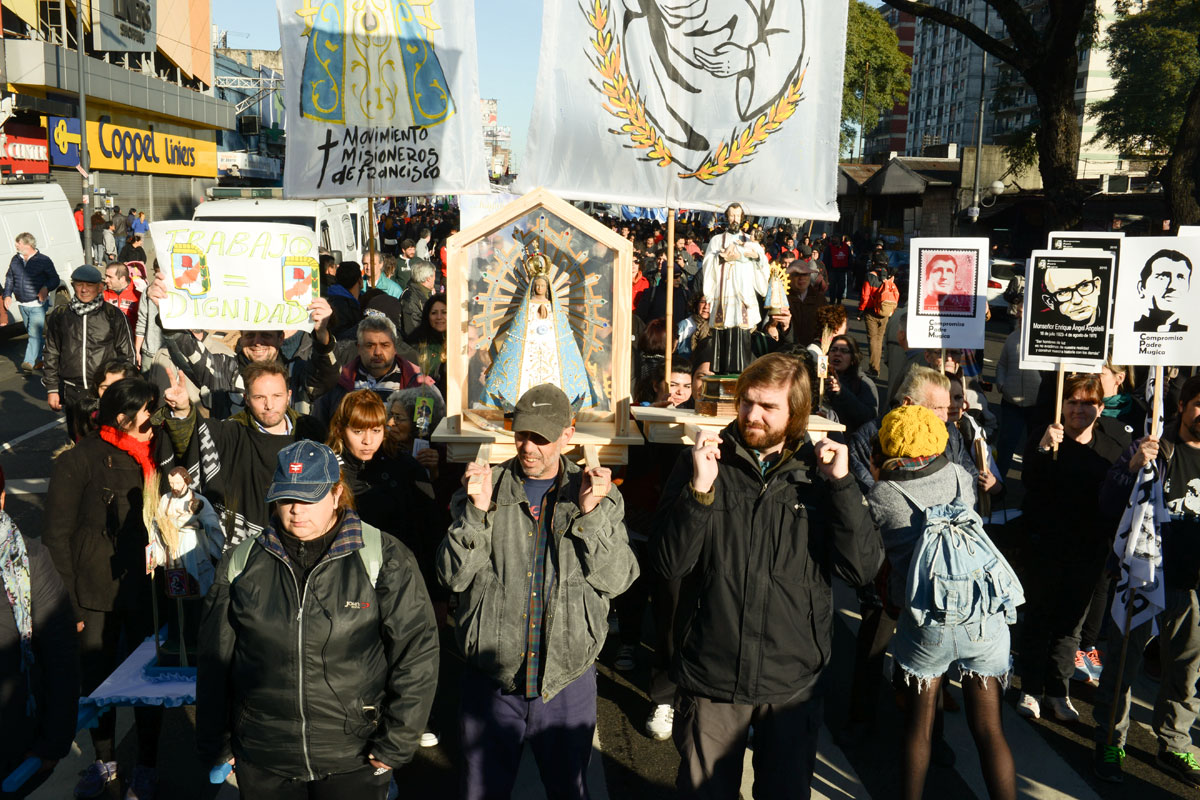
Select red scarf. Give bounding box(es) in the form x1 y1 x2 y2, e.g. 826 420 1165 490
98 425 157 479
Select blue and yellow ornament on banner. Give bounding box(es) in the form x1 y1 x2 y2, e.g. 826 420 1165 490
297 0 455 128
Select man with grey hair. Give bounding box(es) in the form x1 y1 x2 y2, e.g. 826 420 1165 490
309 304 432 431
400 259 437 343
3 232 59 372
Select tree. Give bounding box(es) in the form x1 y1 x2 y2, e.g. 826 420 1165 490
880 0 1096 228
1091 0 1200 227
842 1 912 157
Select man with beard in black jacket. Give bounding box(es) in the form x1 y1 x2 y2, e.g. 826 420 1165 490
653 353 883 800
161 360 325 551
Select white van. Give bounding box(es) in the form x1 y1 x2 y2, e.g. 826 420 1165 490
0 182 87 293
192 198 363 264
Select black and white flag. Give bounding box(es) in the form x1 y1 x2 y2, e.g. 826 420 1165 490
1111 373 1167 633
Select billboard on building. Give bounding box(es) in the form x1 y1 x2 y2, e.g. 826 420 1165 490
0 124 50 175
92 0 157 53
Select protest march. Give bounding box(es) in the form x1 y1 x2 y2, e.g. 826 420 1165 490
1 2 1199 800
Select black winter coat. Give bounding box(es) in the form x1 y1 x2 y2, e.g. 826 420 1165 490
340 450 448 602
197 512 439 778
1023 415 1130 565
42 303 134 393
652 424 883 705
43 435 156 618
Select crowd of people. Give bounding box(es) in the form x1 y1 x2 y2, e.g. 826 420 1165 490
2 200 1199 800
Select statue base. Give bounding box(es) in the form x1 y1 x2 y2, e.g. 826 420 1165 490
696 374 739 417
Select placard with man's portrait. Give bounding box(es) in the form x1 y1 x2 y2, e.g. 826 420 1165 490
1112 235 1200 365
1020 250 1113 369
905 237 989 349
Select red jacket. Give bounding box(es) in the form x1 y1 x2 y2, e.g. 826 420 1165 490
103 284 140 332
632 273 650 309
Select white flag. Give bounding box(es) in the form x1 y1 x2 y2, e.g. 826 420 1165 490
1111 373 1168 634
517 0 848 219
277 0 489 198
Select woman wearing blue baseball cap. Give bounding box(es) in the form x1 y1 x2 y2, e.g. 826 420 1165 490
196 440 439 799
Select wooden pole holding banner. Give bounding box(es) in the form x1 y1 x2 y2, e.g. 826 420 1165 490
1052 364 1065 460
665 209 677 385
974 438 991 519
940 349 947 375
583 444 609 497
1104 363 1163 747
367 197 379 288
466 443 493 497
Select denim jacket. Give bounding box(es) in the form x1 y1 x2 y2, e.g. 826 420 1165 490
436 455 638 700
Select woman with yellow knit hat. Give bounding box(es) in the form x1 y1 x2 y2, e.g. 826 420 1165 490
867 404 1024 800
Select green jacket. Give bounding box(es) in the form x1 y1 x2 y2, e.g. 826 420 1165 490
436 456 638 699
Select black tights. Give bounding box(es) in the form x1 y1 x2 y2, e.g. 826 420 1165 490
901 675 1015 800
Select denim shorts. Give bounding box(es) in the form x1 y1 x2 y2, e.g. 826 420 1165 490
892 610 1012 691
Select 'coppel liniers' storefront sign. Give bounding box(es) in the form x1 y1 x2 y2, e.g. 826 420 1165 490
86 121 217 178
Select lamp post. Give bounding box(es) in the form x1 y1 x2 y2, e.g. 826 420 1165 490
968 5 989 224
76 0 90 265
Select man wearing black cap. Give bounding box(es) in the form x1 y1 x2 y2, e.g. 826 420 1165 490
42 265 134 439
437 383 638 799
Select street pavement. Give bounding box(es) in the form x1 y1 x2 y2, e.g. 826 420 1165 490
2 309 1195 799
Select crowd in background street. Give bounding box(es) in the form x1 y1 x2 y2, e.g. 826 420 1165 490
1 199 1199 800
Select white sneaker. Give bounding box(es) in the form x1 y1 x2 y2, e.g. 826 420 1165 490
420 730 440 748
615 644 636 672
1016 692 1041 719
645 704 674 740
1045 696 1080 722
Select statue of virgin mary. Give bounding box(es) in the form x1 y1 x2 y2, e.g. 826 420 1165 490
480 252 597 412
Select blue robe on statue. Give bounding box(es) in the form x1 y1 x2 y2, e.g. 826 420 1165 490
480 284 597 412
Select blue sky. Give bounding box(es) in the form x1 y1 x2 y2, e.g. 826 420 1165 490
212 0 543 167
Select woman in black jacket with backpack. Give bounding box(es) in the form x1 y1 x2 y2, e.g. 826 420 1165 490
197 441 438 799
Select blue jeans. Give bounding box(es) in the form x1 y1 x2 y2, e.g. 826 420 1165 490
459 665 596 800
17 300 48 364
829 268 851 303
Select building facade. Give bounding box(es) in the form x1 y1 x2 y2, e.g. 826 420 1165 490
903 0 1126 179
864 5 915 161
213 47 284 186
903 0 1001 157
1 0 233 220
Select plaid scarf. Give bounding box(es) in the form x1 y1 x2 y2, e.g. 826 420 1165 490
1 511 35 716
69 295 104 316
882 453 940 473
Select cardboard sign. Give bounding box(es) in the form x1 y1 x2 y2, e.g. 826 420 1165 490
905 238 989 349
1020 249 1114 369
150 221 319 332
1112 235 1200 365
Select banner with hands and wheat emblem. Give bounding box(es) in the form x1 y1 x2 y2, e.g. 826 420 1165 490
518 0 847 218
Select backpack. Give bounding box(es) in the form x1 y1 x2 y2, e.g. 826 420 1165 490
871 275 900 317
225 522 383 586
889 480 1024 628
